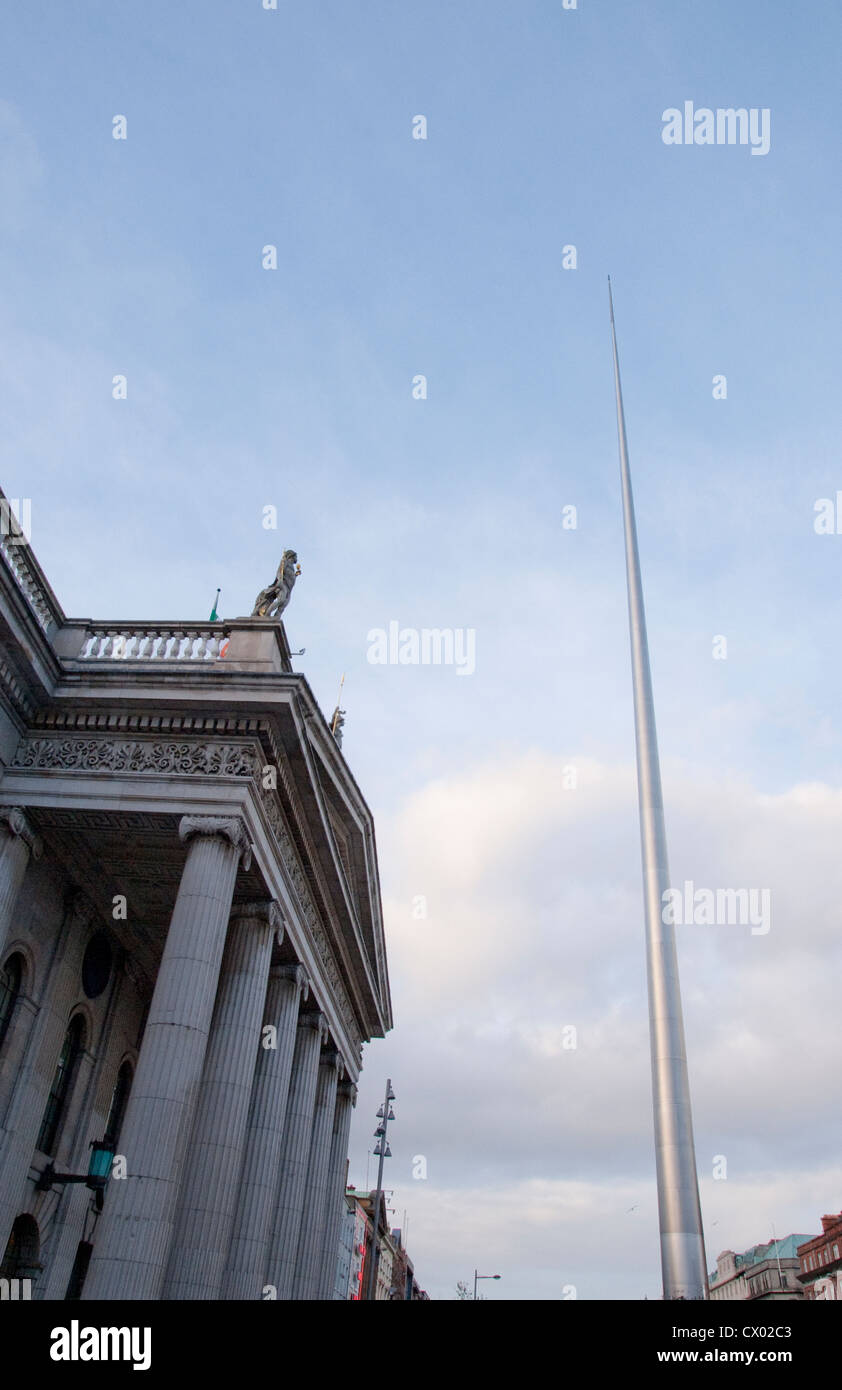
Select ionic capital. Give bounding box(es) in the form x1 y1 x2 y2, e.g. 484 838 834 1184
0 806 43 859
299 1010 329 1044
319 1047 342 1074
338 1079 358 1107
178 814 252 867
231 898 284 944
275 962 309 1000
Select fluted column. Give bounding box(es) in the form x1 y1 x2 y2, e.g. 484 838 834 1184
164 899 282 1299
82 815 249 1301
316 1078 357 1299
222 963 308 1300
265 1010 327 1299
0 808 42 961
292 1050 341 1299
0 891 92 1265
38 958 124 1301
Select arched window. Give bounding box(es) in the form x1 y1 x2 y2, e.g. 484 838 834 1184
36 1014 86 1157
0 953 23 1052
104 1060 133 1148
0 1213 40 1282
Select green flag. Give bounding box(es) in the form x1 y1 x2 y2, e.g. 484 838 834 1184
209 588 220 622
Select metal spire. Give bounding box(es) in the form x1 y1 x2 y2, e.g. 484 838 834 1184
608 277 708 1301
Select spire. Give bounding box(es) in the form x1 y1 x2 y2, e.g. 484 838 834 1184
609 278 708 1300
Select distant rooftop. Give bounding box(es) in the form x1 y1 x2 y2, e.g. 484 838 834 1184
710 1234 816 1283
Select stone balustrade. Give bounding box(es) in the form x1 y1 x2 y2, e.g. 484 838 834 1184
0 524 62 634
77 625 231 662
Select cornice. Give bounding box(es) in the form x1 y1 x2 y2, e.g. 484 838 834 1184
9 720 365 1055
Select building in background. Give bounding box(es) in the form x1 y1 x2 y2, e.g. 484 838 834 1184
390 1227 409 1300
334 1189 372 1301
334 1193 357 1301
709 1234 817 1301
334 1188 427 1299
390 1227 429 1300
797 1213 842 1300
0 492 392 1300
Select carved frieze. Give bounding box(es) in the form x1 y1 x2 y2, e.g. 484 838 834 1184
12 737 258 778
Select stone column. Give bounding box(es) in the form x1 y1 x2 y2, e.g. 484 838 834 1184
291 1050 341 1299
82 815 249 1301
163 899 282 1300
0 808 42 961
264 1010 327 1300
222 963 308 1300
316 1078 357 1300
38 960 124 1301
0 891 92 1266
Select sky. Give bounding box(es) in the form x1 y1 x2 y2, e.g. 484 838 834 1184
2 1 842 1299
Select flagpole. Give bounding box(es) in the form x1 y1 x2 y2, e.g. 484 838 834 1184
608 277 708 1300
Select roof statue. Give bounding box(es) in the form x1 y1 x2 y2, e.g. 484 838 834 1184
251 550 301 619
330 707 346 748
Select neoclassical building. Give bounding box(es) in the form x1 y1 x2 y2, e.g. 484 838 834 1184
0 496 391 1300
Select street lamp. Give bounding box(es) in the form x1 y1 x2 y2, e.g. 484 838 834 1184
363 1078 395 1301
473 1270 501 1300
36 1139 114 1208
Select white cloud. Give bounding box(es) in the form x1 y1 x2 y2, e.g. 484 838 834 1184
352 752 842 1296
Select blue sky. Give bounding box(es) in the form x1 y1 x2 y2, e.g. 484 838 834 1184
3 1 842 1298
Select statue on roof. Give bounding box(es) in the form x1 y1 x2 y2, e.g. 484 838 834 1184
252 550 301 619
330 707 346 748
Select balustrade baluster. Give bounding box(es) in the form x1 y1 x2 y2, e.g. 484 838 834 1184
74 624 234 661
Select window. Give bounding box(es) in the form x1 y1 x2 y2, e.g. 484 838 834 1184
104 1061 133 1148
64 1241 93 1301
81 933 112 999
36 1015 86 1157
834 1244 839 1260
1 1213 40 1282
0 953 23 1052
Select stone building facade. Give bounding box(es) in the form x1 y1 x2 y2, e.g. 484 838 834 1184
797 1213 842 1300
709 1234 816 1302
0 496 391 1300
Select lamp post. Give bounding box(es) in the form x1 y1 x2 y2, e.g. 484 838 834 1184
473 1270 501 1300
363 1078 395 1301
36 1139 114 1210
